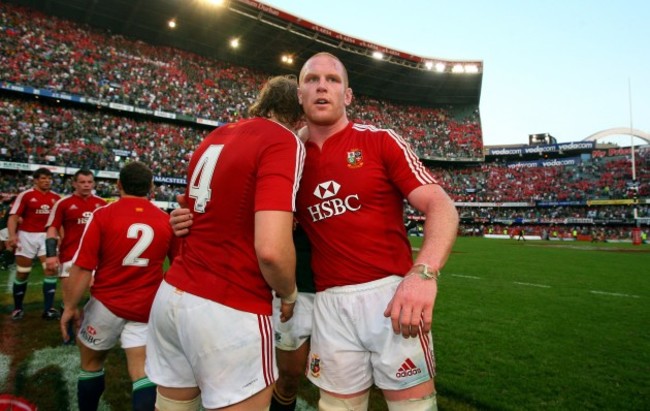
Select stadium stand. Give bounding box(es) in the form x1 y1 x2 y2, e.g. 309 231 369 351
0 1 648 241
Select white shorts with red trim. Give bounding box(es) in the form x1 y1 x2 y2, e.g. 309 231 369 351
307 275 435 394
145 280 277 409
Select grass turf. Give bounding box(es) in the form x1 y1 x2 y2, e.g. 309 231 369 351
1 237 648 410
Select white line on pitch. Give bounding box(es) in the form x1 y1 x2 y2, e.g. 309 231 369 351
513 281 551 288
4 266 16 293
590 290 640 298
451 274 481 279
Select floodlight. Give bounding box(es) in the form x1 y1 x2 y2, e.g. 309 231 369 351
424 61 433 70
281 54 294 65
435 62 446 72
452 64 464 73
167 19 177 29
230 38 239 49
465 64 479 73
372 51 383 60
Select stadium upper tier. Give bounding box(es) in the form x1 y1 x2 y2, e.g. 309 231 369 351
0 1 483 161
8 0 483 107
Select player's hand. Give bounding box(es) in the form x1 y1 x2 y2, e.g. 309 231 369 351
45 256 60 271
170 194 192 237
60 306 81 344
6 235 17 251
384 273 437 339
279 300 296 323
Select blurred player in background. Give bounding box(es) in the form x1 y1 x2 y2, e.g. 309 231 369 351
61 161 176 411
45 169 106 343
6 168 61 321
270 221 315 411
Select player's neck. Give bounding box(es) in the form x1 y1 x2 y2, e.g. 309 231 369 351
34 186 48 194
307 118 349 147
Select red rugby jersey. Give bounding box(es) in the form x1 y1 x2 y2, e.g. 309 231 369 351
165 118 305 316
74 197 174 323
10 188 60 232
46 193 107 262
296 122 437 291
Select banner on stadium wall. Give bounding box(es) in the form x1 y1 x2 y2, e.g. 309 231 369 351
536 200 585 207
489 142 595 157
455 202 534 207
112 149 132 157
154 176 187 185
507 156 581 168
591 147 647 158
108 102 134 112
587 199 636 206
154 110 176 120
196 118 222 127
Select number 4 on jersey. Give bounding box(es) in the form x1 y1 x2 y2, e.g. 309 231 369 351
188 144 224 213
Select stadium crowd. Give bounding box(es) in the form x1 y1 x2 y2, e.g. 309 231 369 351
0 1 482 161
1 1 648 242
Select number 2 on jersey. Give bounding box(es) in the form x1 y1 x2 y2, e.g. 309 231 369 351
122 223 154 267
189 144 224 213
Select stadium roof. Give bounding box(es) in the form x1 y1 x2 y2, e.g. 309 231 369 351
19 0 483 107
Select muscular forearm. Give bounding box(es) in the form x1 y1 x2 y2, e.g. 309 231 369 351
64 265 93 309
7 214 18 238
255 210 297 298
409 185 459 271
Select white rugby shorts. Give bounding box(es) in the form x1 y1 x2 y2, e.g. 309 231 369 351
15 231 46 259
307 275 435 394
272 292 314 351
78 297 148 350
146 280 277 409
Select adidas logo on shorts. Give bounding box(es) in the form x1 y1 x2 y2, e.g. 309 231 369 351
396 358 422 378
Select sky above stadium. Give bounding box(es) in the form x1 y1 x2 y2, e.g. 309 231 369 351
263 0 650 147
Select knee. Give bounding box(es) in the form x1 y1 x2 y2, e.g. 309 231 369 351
318 390 369 411
155 390 201 411
386 393 437 411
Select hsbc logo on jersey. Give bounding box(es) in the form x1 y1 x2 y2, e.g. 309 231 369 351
35 205 51 215
307 180 361 222
313 180 340 199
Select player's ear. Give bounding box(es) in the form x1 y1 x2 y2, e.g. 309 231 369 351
344 87 353 106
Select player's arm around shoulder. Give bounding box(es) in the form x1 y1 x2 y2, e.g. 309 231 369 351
384 184 459 338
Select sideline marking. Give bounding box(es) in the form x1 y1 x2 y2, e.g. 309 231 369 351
513 282 551 288
451 274 481 280
590 290 640 299
26 346 111 411
4 266 16 293
0 353 10 391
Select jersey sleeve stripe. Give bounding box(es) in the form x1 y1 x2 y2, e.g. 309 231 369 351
292 134 306 212
45 195 71 228
9 188 32 214
385 128 437 185
352 123 437 186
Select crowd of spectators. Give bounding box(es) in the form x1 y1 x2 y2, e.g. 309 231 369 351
429 151 650 203
0 1 483 161
1 2 648 240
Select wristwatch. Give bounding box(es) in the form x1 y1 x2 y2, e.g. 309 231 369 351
411 263 441 281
